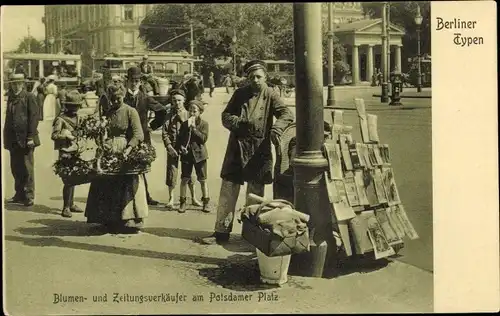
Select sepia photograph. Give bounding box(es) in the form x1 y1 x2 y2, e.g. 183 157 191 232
1 2 497 315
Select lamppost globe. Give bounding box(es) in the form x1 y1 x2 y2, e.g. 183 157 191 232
414 6 423 25
415 5 423 93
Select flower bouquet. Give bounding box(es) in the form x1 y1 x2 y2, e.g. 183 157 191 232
76 115 109 140
98 142 156 175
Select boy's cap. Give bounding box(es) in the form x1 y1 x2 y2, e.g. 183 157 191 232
188 100 205 113
169 89 186 98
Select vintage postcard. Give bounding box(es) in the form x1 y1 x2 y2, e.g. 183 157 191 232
1 2 498 315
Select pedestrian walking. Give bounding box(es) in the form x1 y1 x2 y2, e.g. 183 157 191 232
85 84 147 234
200 60 294 245
56 82 68 117
161 89 200 209
123 66 168 206
35 77 46 121
222 74 233 94
177 100 210 213
3 73 40 207
42 75 58 120
51 90 84 218
208 72 215 98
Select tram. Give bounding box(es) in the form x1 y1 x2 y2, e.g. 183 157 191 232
94 52 196 85
3 52 82 90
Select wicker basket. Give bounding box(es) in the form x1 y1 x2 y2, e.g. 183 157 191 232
61 173 96 186
100 167 151 176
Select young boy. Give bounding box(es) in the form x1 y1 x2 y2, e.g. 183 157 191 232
177 99 210 213
162 89 200 208
51 90 84 218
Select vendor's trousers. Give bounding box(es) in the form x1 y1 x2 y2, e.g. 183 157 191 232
214 180 265 234
9 146 35 200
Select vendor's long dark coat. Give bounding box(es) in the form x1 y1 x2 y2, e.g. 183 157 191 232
123 90 167 145
220 84 294 185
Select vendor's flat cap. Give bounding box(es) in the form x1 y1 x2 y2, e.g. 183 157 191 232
244 60 267 75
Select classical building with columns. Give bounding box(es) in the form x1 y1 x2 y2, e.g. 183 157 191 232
334 18 405 85
323 2 406 85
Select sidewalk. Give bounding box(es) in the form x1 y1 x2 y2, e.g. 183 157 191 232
4 205 433 314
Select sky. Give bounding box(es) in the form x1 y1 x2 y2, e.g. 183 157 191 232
1 5 45 52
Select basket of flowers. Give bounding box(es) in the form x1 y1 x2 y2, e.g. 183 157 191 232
98 142 156 175
52 114 109 185
53 155 98 186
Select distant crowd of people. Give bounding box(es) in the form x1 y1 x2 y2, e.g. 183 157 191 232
3 59 296 246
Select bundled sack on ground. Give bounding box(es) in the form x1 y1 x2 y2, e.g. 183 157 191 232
240 194 311 257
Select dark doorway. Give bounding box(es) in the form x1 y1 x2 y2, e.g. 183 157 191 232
360 53 366 81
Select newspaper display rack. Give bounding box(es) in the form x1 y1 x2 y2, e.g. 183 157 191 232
325 98 419 260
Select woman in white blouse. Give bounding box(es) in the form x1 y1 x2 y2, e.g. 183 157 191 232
42 75 58 120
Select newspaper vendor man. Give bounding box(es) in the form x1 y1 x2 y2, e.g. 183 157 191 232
201 60 294 245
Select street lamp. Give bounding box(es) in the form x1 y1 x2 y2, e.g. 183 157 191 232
414 5 423 93
232 32 237 75
90 48 96 75
326 2 335 107
380 2 389 103
48 37 55 54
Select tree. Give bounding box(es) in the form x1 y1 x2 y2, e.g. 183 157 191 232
139 3 347 65
14 36 45 54
362 2 431 71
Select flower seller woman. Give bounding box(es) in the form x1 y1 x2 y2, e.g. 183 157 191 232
84 84 147 234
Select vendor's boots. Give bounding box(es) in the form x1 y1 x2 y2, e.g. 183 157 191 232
178 197 187 213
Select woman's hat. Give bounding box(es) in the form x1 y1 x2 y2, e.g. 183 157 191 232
126 66 142 79
169 89 186 98
63 90 83 106
47 74 58 81
8 73 26 83
244 60 267 75
106 84 124 97
188 100 205 113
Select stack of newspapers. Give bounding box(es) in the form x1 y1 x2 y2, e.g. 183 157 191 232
323 98 419 260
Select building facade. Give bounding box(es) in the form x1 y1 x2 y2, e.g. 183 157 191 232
323 2 406 84
43 5 155 76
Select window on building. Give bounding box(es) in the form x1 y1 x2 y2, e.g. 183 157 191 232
123 5 134 21
165 62 178 74
179 62 191 74
123 31 134 47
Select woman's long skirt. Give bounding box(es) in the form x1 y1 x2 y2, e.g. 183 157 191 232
42 94 57 121
85 174 148 227
37 93 45 121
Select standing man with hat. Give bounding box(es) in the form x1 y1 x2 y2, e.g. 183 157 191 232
3 73 40 206
139 55 159 95
200 60 294 245
123 66 168 206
